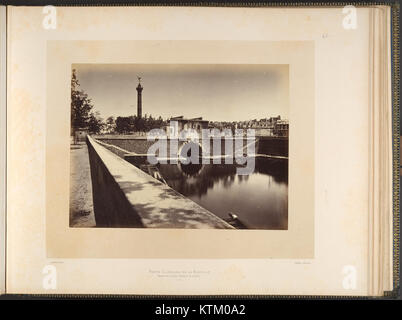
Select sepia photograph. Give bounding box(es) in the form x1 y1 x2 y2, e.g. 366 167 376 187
69 64 289 230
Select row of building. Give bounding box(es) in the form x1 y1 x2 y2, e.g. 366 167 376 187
166 115 289 138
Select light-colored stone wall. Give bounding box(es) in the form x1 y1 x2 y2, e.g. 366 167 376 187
87 136 234 229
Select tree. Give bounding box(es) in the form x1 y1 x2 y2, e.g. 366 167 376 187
105 116 116 134
115 116 134 134
71 69 96 134
87 111 105 134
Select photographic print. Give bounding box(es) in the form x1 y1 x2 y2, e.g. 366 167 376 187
70 64 289 230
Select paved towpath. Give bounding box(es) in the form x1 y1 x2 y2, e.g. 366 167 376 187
70 141 96 227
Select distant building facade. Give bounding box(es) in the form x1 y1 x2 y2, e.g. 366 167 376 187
213 116 288 137
167 116 209 138
273 119 289 137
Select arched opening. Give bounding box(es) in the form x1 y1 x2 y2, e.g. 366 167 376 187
178 141 203 164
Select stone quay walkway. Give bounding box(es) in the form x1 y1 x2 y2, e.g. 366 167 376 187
69 140 96 227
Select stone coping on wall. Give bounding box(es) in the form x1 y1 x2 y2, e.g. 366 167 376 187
93 134 288 140
93 134 150 140
94 135 288 160
87 135 234 229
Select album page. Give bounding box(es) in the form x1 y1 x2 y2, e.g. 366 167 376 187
6 6 381 295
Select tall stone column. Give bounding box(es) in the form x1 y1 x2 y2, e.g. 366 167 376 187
136 77 143 118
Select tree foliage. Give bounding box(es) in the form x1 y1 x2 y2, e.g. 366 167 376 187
115 116 134 134
105 116 116 134
88 111 105 134
71 69 104 134
115 115 166 134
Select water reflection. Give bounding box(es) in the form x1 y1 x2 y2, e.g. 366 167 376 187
178 162 204 176
157 157 288 230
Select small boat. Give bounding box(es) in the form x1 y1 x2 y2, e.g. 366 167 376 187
226 212 248 229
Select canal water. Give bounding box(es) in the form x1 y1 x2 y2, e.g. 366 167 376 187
156 158 288 230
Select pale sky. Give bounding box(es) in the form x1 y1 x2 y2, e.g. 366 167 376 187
73 64 289 122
